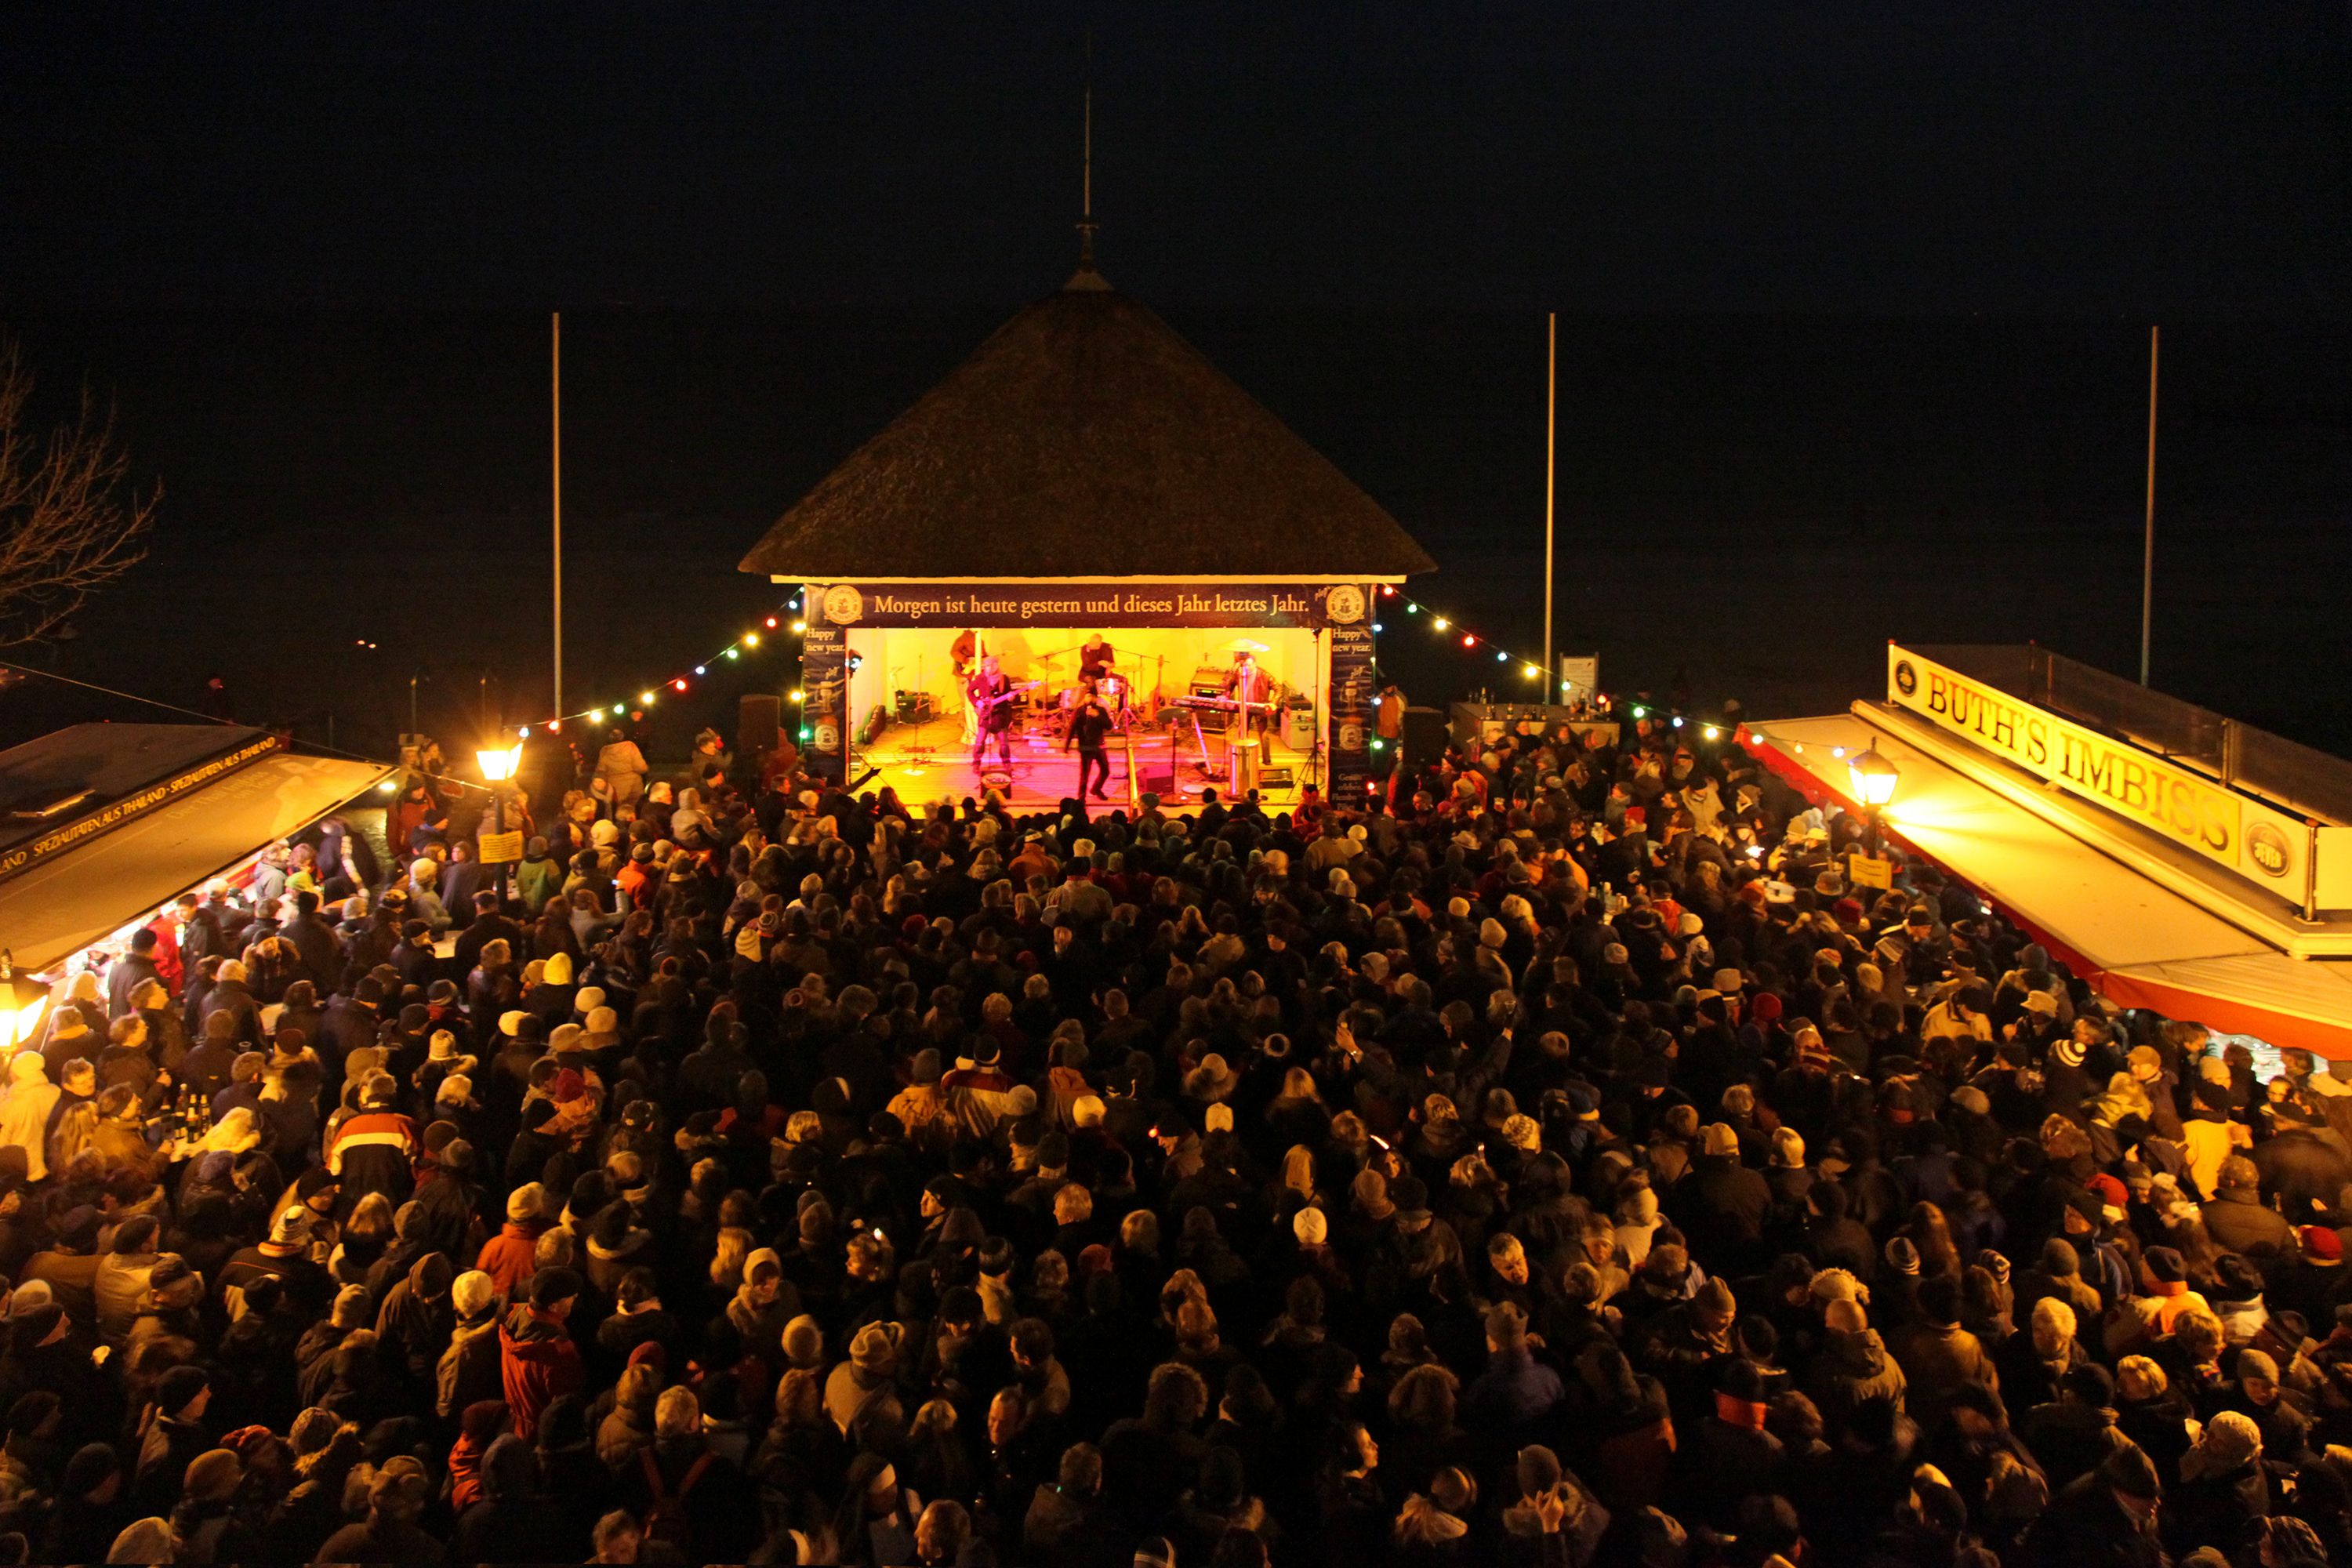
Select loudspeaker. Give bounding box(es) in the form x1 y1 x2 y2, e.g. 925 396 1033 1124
1137 752 1178 797
1401 705 1448 762
738 695 782 768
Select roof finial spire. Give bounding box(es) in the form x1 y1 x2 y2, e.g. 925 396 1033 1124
1076 31 1098 270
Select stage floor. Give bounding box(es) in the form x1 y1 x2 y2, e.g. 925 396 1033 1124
852 710 1317 812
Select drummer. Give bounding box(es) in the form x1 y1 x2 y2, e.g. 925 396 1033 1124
1078 633 1115 685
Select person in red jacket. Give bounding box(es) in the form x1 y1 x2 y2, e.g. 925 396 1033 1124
475 1182 550 1300
499 1265 584 1441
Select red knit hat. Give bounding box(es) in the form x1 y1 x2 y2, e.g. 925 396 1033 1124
2302 1225 2343 1261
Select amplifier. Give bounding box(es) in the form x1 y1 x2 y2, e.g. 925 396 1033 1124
737 695 782 769
895 690 938 723
1399 705 1450 762
1258 764 1295 790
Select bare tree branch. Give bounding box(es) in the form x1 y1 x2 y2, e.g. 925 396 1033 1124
0 334 158 646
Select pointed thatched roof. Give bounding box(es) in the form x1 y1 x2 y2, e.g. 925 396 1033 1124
739 269 1436 582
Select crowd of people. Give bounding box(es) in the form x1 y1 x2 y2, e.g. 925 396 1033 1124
2 706 2349 1566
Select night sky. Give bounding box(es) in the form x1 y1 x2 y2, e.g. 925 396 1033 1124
0 4 2347 757
6 2 2344 315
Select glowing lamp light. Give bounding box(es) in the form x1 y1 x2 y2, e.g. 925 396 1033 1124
641 691 656 705
1702 724 1720 740
516 726 531 739
1672 717 1684 728
1631 705 1647 719
1381 586 1396 597
1831 746 1846 760
1404 603 1419 614
587 708 604 724
1523 665 1541 678
1432 617 1449 630
744 632 760 647
673 678 688 692
0 961 49 1050
695 666 706 676
765 615 779 628
1463 635 1477 648
1494 649 1506 662
725 648 740 660
789 690 804 703
477 745 522 783
377 779 397 793
1370 739 1386 751
1849 743 1900 808
789 620 806 633
798 727 812 741
546 720 561 733
1370 622 1383 633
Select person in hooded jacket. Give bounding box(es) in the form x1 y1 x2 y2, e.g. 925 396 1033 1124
500 1265 586 1440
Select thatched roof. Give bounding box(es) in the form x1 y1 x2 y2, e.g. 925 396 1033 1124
739 269 1436 582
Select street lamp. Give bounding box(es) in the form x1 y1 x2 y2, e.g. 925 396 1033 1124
477 745 524 906
1848 742 1900 858
0 951 49 1051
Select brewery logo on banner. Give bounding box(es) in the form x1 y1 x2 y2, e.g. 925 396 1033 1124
1328 602 1377 800
800 619 848 783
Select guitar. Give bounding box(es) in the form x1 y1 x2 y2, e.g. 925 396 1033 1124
971 680 1040 725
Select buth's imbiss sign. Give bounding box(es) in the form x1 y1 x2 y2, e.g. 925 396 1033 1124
1887 644 2312 898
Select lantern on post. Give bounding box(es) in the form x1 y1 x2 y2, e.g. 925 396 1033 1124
1848 742 1900 858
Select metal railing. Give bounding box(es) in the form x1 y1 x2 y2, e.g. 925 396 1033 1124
1909 644 2352 827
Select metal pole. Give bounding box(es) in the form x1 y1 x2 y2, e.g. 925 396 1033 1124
1544 310 1556 691
2140 324 2158 686
553 311 564 717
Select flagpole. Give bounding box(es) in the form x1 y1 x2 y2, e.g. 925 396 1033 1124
1544 310 1556 691
552 311 564 718
2140 323 2158 687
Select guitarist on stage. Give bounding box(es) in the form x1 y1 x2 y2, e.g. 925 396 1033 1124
967 655 1017 770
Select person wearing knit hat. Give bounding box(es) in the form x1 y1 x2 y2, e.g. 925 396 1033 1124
106 1517 176 1565
2178 1406 2263 1483
1700 1122 1741 1160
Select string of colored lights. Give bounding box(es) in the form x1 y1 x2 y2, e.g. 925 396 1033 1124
1369 586 1739 742
514 596 806 735
1372 584 1565 695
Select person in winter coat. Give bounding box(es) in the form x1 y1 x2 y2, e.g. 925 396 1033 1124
438 1269 506 1421
324 1071 419 1217
375 1250 457 1384
452 1432 566 1563
1806 1298 1908 1436
476 1183 551 1299
0 1054 60 1182
130 1365 213 1515
2163 1407 2268 1557
313 1453 445 1563
500 1266 586 1440
621 1385 760 1562
167 1446 260 1565
1885 1275 2002 1426
2020 1443 2168 1568
2201 1157 2299 1261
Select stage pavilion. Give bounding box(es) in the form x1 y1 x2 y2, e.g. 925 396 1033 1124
738 261 1436 813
